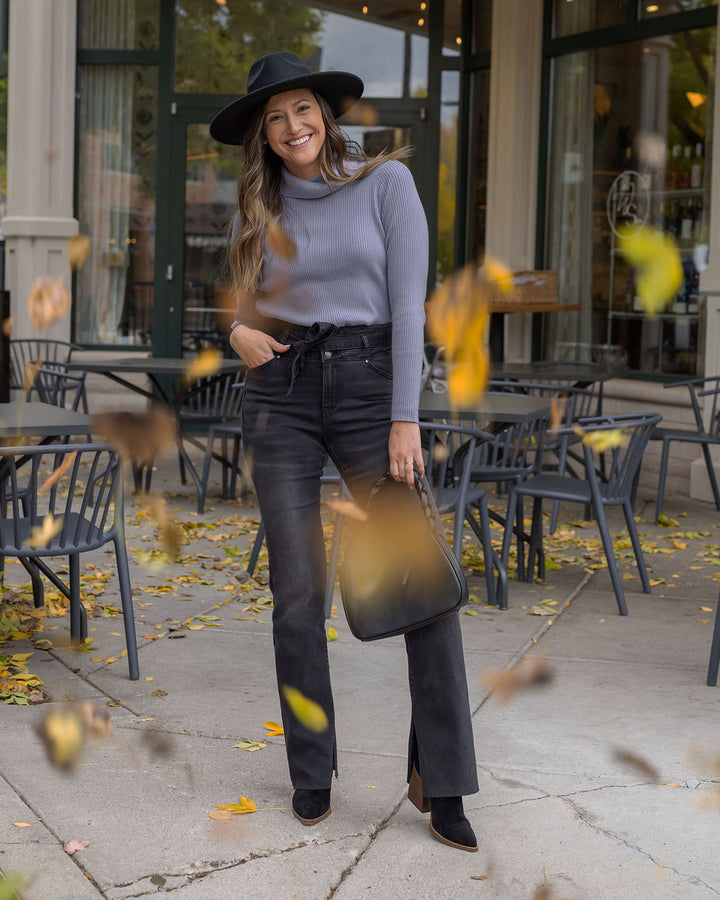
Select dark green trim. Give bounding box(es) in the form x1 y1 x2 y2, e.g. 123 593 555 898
77 49 159 65
151 0 177 358
467 50 491 70
453 0 475 268
425 0 445 292
74 343 151 352
546 6 717 57
439 56 461 71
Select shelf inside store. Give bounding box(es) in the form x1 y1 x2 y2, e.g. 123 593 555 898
608 309 700 320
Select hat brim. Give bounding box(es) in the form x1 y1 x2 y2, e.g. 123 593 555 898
209 71 364 146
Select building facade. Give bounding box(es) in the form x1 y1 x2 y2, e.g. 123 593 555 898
2 0 720 493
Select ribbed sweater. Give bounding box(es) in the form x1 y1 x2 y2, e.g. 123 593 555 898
232 160 428 422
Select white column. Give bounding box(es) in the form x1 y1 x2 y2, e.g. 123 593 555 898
485 0 544 362
1 0 78 341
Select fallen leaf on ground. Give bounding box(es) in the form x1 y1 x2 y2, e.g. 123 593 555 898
281 686 329 733
12 822 32 828
208 809 232 820
326 627 338 641
528 605 554 616
233 740 267 752
216 796 256 815
63 837 90 855
700 606 713 612
263 720 284 737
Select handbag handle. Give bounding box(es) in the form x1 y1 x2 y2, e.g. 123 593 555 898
366 468 444 535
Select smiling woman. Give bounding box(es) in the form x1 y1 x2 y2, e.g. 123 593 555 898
262 90 327 179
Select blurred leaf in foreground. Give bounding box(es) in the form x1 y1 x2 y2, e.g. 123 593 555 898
281 685 329 733
618 225 683 316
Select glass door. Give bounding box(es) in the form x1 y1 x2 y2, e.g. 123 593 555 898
165 103 427 357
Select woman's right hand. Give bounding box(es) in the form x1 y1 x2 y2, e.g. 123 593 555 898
230 324 290 368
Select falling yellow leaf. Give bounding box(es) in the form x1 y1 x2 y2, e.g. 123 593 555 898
550 393 568 432
612 746 660 782
67 234 91 270
326 499 368 522
184 348 222 383
482 256 514 294
481 654 553 703
27 276 71 329
581 429 625 452
266 218 297 258
27 514 63 549
36 706 85 769
281 685 329 733
38 453 77 493
263 720 284 737
95 408 175 470
618 225 683 316
2 316 13 336
326 626 338 641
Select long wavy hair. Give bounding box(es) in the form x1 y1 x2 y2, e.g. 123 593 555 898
228 92 412 298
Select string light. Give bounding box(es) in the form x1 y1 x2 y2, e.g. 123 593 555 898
646 3 659 10
456 36 461 44
362 4 368 10
418 17 425 26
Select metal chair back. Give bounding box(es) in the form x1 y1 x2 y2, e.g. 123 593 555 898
9 339 80 389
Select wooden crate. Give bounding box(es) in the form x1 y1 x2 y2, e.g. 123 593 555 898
487 270 562 313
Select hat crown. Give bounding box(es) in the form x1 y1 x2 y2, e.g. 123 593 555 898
247 51 313 95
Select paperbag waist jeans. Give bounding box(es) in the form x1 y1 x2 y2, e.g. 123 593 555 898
241 321 478 796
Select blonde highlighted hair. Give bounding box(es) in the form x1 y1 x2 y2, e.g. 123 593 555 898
228 92 411 298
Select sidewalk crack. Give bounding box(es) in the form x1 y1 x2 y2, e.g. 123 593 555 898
562 795 720 895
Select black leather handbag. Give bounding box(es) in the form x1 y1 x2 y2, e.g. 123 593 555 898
339 470 468 641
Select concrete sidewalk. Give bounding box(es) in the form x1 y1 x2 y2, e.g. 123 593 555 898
1 456 719 900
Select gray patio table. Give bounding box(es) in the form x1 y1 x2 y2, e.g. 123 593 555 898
68 356 244 405
0 402 92 443
419 390 550 424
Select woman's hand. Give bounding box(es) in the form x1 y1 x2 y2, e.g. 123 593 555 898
389 421 425 487
230 324 290 368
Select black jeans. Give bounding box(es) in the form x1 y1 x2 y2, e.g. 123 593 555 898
241 322 478 796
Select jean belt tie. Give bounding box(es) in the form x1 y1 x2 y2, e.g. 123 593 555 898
286 322 337 396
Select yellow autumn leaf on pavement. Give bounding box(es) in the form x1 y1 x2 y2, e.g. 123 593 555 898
216 796 256 815
281 685 329 733
326 627 338 642
27 514 63 548
184 348 221 383
208 809 232 820
700 606 713 612
617 225 683 316
263 720 284 737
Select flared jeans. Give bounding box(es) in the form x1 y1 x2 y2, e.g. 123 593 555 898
241 322 478 796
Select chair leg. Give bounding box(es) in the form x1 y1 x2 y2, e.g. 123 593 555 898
19 557 44 608
178 447 187 485
465 502 497 607
199 429 216 514
500 489 518 576
324 511 343 619
700 443 720 511
515 496 526 580
247 521 265 575
595 505 628 616
114 536 139 680
622 499 650 593
477 494 507 608
526 497 544 583
656 437 672 521
707 592 720 686
68 554 87 642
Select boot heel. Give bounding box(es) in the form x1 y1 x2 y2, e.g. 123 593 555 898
408 764 431 813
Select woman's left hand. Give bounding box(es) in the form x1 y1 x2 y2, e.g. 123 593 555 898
389 421 425 486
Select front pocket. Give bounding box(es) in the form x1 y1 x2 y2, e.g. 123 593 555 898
249 354 282 373
364 351 393 379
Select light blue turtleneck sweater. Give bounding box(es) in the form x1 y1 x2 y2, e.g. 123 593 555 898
232 160 428 422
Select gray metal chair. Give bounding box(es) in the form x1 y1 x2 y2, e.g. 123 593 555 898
501 413 662 616
419 421 508 608
33 364 89 413
0 442 139 679
708 597 720 686
10 339 87 412
652 376 720 521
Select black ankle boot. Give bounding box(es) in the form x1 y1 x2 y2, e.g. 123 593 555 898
429 796 477 852
292 788 331 825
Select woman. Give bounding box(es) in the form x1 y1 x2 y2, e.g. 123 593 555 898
210 50 479 852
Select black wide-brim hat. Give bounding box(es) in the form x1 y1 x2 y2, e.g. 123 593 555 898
210 51 364 146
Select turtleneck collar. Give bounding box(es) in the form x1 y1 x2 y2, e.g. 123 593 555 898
280 158 365 200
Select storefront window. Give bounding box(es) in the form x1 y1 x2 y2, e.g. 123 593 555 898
466 69 491 264
438 71 460 280
79 0 159 50
174 0 428 98
642 1 717 18
0 0 7 229
554 0 629 37
546 27 715 374
76 67 158 346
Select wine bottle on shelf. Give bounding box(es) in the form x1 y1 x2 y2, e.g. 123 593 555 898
678 146 692 189
691 143 703 188
681 200 694 242
667 145 681 189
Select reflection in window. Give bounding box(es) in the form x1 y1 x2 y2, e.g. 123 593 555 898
466 70 491 265
76 67 158 346
642 0 717 17
174 0 427 98
553 0 628 37
438 71 459 281
546 28 715 375
80 0 159 50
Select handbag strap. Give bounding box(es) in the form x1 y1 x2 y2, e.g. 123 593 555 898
367 468 444 535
